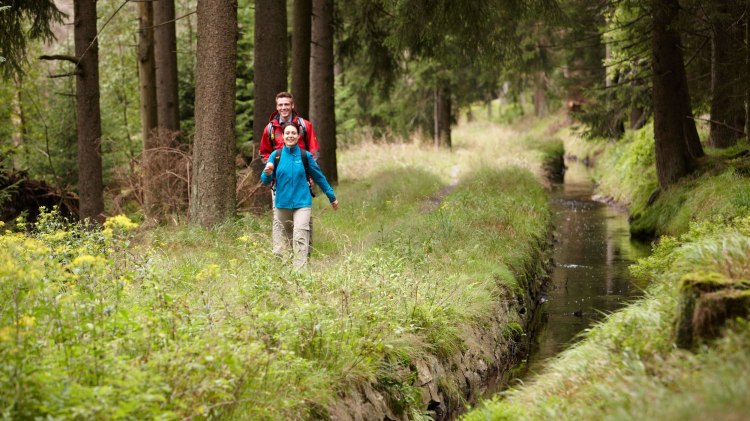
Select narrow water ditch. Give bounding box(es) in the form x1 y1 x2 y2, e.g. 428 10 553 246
522 160 651 376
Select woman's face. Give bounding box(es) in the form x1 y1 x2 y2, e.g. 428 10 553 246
283 126 300 147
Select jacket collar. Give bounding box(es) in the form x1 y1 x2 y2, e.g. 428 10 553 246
282 144 301 154
269 110 299 124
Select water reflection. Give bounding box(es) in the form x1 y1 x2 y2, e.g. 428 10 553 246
524 161 651 375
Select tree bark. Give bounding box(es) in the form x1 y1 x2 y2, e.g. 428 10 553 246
74 0 104 222
137 1 160 218
292 0 312 118
190 0 238 226
253 0 287 150
709 0 744 148
651 0 700 189
154 0 181 132
310 0 337 182
533 71 547 118
434 82 451 149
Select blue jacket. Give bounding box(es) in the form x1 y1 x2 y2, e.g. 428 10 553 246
260 145 336 209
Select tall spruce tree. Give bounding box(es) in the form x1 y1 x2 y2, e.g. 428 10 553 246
74 0 104 222
310 0 337 181
292 0 312 118
190 0 238 226
651 0 703 188
252 0 287 150
154 0 181 132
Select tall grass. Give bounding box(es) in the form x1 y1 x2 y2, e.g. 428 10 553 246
0 116 560 419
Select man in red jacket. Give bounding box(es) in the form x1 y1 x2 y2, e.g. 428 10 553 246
259 92 320 163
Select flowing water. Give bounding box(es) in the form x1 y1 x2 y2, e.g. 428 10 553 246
523 160 651 376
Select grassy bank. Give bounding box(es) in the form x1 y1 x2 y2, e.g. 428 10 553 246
463 120 750 420
562 122 750 238
0 116 558 419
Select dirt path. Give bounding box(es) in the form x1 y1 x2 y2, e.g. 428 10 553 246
420 164 461 213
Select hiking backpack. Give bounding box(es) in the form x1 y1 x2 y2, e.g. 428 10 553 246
267 116 308 146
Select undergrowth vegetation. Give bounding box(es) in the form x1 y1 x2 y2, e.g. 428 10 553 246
0 117 556 419
564 122 750 238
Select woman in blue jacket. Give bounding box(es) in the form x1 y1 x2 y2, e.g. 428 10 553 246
260 121 338 268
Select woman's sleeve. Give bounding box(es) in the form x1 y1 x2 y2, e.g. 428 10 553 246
307 152 336 202
260 151 275 185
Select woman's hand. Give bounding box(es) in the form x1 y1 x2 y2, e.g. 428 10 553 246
264 162 274 176
331 200 339 210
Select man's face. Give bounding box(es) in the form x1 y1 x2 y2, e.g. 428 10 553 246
276 97 293 120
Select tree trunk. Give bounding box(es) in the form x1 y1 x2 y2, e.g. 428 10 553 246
253 0 287 150
154 0 180 132
310 0 337 182
747 0 750 142
137 1 160 218
533 71 547 118
74 0 104 222
651 0 699 189
709 0 744 148
434 82 451 149
190 0 238 226
292 0 312 118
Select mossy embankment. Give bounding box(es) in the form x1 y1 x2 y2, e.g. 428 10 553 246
0 116 562 419
463 120 750 420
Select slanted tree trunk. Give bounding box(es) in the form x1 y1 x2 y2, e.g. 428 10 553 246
253 0 287 149
651 0 702 189
74 0 104 222
434 82 451 149
154 0 180 132
292 0 312 118
310 0 337 182
190 0 237 226
709 0 745 148
137 1 160 218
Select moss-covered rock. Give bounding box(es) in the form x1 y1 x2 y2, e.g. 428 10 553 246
676 271 750 349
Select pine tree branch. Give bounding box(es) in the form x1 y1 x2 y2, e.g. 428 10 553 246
47 71 80 78
39 54 79 64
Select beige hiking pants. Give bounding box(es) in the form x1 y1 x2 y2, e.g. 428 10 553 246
272 207 311 269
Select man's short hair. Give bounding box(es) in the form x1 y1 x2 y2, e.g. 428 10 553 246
276 92 294 102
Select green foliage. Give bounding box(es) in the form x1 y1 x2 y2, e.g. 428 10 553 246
593 122 657 208
629 168 750 238
235 0 254 148
0 0 64 78
572 0 651 139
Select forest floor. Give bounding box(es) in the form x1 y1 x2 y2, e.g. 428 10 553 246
0 110 565 419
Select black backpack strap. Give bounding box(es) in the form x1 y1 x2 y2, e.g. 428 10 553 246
301 151 316 198
272 148 282 182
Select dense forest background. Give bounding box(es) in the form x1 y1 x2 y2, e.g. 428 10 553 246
1 0 749 224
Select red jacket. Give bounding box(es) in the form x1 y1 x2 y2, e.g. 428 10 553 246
259 111 320 162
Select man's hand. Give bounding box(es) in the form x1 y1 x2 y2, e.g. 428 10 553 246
331 200 339 210
264 162 274 176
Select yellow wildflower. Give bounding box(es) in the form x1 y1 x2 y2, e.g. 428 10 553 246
19 315 35 327
103 215 139 232
196 263 221 281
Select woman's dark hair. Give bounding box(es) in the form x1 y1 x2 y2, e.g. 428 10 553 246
281 120 301 134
